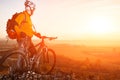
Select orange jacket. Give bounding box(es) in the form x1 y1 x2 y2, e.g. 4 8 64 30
14 11 35 38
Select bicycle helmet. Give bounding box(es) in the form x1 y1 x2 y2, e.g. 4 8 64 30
24 0 36 15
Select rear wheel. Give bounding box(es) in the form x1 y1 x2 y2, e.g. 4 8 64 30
0 50 27 75
36 49 56 74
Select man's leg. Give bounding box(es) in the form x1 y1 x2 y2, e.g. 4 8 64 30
28 38 37 58
27 38 38 72
16 38 26 73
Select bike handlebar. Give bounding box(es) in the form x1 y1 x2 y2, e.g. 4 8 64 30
39 36 57 40
34 35 57 47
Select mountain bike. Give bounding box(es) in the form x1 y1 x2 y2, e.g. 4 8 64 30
0 35 57 75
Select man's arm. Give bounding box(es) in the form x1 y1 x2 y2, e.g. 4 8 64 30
33 32 41 38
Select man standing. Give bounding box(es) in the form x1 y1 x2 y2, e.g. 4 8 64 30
13 0 41 73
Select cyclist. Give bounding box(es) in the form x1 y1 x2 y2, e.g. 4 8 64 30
11 0 41 73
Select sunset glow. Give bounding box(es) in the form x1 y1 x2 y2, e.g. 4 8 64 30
87 16 114 36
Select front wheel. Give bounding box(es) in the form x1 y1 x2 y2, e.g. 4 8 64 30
36 49 56 75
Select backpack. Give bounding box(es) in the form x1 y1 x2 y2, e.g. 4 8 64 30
6 12 25 39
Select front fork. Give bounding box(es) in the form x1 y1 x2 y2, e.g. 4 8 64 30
42 47 49 63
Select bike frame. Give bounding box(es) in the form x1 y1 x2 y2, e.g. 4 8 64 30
24 36 57 71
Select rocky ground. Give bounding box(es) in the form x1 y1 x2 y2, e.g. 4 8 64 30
0 70 74 80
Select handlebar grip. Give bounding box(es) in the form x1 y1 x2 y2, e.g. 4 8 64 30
49 37 57 40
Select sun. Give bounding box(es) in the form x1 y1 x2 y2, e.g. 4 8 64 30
87 16 113 35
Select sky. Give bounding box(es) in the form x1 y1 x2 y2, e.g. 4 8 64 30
1 0 120 41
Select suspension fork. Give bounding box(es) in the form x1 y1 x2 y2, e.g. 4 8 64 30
39 46 49 63
46 51 49 63
44 47 49 63
37 44 49 64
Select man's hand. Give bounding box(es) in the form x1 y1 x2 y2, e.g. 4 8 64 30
35 32 41 38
